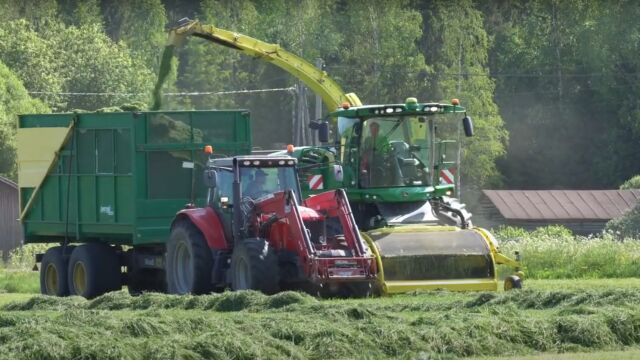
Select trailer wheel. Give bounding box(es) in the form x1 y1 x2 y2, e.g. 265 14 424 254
40 246 72 296
230 238 279 294
166 221 213 295
67 243 121 298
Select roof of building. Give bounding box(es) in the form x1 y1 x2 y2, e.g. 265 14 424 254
482 190 640 221
0 176 17 190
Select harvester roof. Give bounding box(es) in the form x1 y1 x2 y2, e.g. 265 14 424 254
330 101 466 119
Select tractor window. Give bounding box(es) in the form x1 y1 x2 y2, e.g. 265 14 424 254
359 116 430 188
215 169 234 204
338 117 360 172
338 116 358 136
432 113 461 182
240 166 300 201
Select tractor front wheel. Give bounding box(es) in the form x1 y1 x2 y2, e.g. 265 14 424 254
166 221 213 295
230 238 279 294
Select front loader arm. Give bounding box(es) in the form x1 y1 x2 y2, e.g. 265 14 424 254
158 18 362 111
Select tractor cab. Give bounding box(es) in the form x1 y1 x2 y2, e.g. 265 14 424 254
333 98 472 195
296 98 475 229
205 156 302 210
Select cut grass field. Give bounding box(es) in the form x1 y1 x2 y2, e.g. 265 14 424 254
3 228 640 359
2 279 640 360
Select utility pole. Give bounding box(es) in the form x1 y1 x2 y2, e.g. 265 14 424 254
293 82 311 146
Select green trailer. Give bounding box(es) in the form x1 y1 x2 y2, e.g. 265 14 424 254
18 110 251 297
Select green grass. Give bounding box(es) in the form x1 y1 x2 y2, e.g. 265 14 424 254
525 278 640 291
2 228 640 358
0 293 31 306
0 268 39 294
3 286 640 359
495 226 640 279
478 349 640 360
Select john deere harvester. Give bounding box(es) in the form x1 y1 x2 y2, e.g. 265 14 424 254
154 18 523 293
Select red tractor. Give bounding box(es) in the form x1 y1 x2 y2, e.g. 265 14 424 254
165 155 377 297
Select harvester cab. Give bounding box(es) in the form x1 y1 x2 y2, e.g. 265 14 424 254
170 155 377 296
329 98 470 230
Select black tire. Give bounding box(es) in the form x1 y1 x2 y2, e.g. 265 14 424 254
67 243 121 299
230 238 279 294
343 282 374 298
40 246 71 296
127 269 166 295
504 275 523 291
166 221 213 295
316 282 373 299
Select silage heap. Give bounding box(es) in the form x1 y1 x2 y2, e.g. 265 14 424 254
2 289 640 359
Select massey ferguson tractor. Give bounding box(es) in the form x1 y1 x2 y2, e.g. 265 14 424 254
167 154 377 296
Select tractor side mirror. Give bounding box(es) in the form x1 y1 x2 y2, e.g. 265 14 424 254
462 116 474 137
203 169 217 188
318 121 329 143
309 120 330 143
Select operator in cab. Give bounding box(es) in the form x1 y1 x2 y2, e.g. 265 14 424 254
243 168 269 199
360 121 391 187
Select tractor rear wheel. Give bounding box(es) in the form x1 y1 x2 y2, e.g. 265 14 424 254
166 221 213 295
230 238 279 294
67 243 121 298
40 246 72 296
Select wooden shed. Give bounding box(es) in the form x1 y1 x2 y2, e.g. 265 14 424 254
474 189 640 235
0 176 23 262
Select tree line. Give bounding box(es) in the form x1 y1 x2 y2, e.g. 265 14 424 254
1 0 639 198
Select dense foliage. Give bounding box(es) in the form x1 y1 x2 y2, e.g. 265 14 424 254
620 175 640 190
0 61 48 179
0 0 638 193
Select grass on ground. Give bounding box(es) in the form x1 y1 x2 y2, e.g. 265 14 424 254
477 349 640 360
3 283 640 359
0 268 39 294
495 226 640 279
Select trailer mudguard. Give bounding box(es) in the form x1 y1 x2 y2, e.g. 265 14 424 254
173 207 229 250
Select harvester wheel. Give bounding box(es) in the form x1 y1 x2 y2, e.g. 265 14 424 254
166 221 213 295
230 238 279 294
504 275 523 291
40 246 71 296
67 243 121 298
